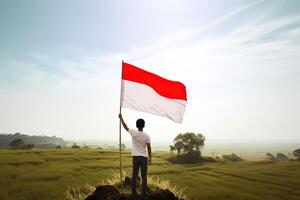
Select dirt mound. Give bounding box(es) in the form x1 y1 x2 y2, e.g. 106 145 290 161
148 189 178 200
85 176 184 200
85 185 120 200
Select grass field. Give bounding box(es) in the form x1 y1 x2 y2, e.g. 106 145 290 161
0 149 299 200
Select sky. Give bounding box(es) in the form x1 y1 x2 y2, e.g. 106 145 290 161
0 0 300 144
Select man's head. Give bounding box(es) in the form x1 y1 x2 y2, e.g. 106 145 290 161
136 118 145 130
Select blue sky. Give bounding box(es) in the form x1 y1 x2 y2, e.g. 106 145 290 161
0 0 300 144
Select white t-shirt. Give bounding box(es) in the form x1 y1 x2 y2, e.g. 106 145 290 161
128 128 151 157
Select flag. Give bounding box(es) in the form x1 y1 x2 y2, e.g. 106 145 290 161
121 62 187 123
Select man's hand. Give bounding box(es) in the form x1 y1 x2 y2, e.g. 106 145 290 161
119 113 129 131
148 157 152 164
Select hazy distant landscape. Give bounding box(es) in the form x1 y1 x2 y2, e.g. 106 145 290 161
1 133 298 161
0 133 299 200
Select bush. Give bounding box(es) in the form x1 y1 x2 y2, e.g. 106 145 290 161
38 143 57 148
276 153 288 161
56 145 62 149
9 139 25 149
215 156 223 162
266 153 276 161
293 149 300 160
23 144 34 150
168 150 202 164
266 152 290 162
71 143 80 149
222 153 243 162
202 156 217 162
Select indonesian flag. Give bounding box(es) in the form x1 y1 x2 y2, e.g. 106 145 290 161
121 62 187 123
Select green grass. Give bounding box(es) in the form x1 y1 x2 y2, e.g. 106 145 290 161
0 149 299 200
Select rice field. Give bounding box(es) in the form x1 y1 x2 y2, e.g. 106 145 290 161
0 149 299 200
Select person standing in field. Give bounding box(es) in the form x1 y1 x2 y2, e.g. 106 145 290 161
119 114 152 196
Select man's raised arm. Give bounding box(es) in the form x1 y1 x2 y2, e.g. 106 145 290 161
119 114 129 131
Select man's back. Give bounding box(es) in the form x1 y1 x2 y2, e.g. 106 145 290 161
129 129 151 158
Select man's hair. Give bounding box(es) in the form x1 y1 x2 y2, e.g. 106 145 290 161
136 118 145 129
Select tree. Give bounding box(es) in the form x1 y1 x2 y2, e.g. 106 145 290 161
293 149 300 160
173 132 205 156
9 139 25 149
169 145 175 157
174 141 184 155
71 143 80 149
169 132 206 164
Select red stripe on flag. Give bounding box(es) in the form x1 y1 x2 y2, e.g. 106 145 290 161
122 62 187 101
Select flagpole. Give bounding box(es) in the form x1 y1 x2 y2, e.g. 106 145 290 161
119 60 124 193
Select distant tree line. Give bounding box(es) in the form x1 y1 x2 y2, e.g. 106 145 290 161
0 133 66 149
9 139 35 150
266 149 300 161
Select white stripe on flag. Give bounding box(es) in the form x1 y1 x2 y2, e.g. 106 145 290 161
121 80 187 123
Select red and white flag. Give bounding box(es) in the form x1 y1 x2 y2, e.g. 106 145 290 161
121 62 187 123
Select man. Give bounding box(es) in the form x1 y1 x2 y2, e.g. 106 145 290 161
119 114 152 196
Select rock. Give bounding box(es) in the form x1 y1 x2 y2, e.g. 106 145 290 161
113 194 146 200
148 189 177 200
123 176 132 187
85 185 120 200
